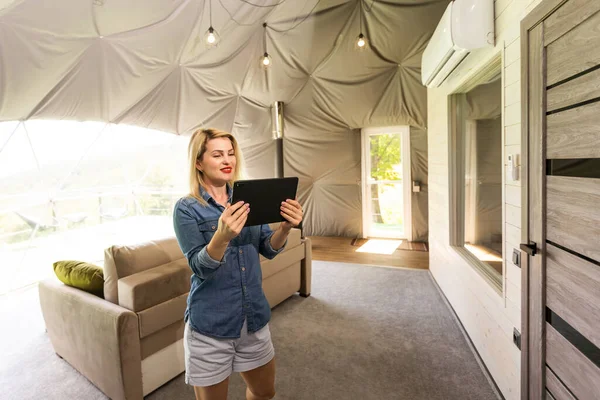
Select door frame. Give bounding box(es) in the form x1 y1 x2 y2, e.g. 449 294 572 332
520 0 569 398
360 126 412 240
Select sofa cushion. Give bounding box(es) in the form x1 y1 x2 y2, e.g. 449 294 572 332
261 241 305 280
260 227 301 262
104 237 184 304
117 258 191 312
141 320 185 360
262 261 301 308
137 292 188 338
53 260 104 298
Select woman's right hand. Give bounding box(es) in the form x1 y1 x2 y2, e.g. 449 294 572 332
215 201 249 244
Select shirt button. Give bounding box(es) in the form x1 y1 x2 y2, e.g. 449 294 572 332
242 267 246 271
239 249 243 254
211 225 216 230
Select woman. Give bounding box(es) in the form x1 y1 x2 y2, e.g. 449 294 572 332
173 128 303 400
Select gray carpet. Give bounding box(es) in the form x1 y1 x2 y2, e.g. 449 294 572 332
1 261 499 400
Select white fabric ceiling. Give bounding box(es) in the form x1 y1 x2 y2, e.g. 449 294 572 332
0 0 447 237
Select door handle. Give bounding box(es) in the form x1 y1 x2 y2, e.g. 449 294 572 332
520 242 537 256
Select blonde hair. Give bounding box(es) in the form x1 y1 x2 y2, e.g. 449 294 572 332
187 128 243 206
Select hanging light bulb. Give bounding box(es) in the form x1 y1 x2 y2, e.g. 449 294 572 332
206 28 216 44
202 0 219 49
204 26 219 48
355 33 368 51
355 1 368 51
260 23 271 69
260 52 272 69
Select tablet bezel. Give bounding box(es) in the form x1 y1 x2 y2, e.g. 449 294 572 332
231 177 299 227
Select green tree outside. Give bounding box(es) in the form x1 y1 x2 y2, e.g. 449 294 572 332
369 134 402 226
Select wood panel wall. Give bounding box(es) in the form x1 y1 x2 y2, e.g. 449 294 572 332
427 1 543 398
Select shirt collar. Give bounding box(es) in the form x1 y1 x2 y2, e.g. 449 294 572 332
200 184 233 206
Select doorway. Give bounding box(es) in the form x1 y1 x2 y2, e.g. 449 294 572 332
360 126 411 240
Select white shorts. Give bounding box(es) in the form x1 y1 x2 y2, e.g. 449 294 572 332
183 319 275 387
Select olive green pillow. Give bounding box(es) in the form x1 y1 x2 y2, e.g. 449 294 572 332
53 260 104 298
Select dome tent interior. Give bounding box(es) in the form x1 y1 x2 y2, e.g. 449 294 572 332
0 0 448 240
1 0 572 399
0 0 447 294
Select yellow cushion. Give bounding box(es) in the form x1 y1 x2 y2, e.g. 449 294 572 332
53 260 104 298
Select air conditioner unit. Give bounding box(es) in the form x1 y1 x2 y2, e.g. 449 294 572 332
421 0 494 88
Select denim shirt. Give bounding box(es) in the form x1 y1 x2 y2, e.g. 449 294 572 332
172 185 286 339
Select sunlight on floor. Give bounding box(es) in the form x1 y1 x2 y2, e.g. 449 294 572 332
355 239 403 255
464 244 503 262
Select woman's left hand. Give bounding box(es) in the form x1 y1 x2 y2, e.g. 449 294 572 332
280 199 303 230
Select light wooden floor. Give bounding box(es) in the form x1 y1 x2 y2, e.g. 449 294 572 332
308 236 429 270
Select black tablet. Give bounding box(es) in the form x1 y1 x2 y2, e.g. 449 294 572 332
231 177 299 227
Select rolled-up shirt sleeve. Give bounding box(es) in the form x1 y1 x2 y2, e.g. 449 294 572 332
259 224 286 259
196 246 222 271
173 200 223 277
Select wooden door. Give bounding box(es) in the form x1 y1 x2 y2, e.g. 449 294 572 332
521 1 600 399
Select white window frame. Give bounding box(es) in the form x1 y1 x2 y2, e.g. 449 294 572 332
360 126 412 241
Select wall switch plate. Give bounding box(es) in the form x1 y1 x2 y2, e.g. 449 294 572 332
412 181 421 193
508 154 519 181
513 328 521 350
512 249 521 268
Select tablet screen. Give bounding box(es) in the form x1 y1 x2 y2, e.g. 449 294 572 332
231 177 298 226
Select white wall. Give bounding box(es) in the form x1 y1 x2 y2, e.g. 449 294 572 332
427 0 542 398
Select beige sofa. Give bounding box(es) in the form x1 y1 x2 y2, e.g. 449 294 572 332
39 226 311 400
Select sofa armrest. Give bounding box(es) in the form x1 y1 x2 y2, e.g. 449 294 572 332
39 279 143 400
117 258 190 312
300 237 312 297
